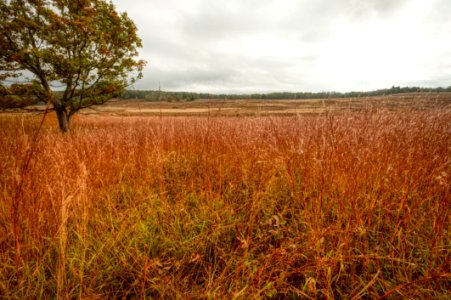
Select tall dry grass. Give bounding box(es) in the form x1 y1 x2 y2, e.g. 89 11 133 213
0 109 449 298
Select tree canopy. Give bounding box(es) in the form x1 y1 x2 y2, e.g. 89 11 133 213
0 0 145 131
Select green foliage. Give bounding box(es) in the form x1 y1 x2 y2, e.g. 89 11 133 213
0 0 145 128
123 90 198 102
0 82 45 109
121 86 451 101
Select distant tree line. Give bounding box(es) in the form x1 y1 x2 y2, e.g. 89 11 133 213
121 86 451 101
123 90 197 102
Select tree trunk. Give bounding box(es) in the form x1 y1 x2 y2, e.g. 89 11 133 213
55 107 69 133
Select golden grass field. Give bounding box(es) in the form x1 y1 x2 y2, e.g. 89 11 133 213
0 94 450 298
20 92 451 116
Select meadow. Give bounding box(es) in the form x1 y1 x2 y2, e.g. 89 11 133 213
0 97 450 298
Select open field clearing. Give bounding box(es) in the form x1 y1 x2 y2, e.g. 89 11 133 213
0 105 450 298
16 92 451 117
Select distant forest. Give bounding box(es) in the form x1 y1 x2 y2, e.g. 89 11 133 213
121 86 451 101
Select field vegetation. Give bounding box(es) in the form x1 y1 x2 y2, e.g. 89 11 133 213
17 92 451 117
0 101 450 298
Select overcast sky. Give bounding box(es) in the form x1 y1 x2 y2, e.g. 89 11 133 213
114 0 451 93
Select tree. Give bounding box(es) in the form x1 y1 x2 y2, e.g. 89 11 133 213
0 0 145 131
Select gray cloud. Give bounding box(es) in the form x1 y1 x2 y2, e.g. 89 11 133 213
353 0 408 16
115 0 451 92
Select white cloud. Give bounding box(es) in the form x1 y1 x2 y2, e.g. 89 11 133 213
114 0 451 93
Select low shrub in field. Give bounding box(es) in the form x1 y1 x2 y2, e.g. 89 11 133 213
0 110 449 298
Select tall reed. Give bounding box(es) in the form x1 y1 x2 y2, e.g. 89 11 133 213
0 109 449 298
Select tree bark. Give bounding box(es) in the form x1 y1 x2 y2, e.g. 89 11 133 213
55 107 69 133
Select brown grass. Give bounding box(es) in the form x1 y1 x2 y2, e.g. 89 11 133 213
0 108 450 298
19 92 451 117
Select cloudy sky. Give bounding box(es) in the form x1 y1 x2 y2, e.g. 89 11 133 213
114 0 451 93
